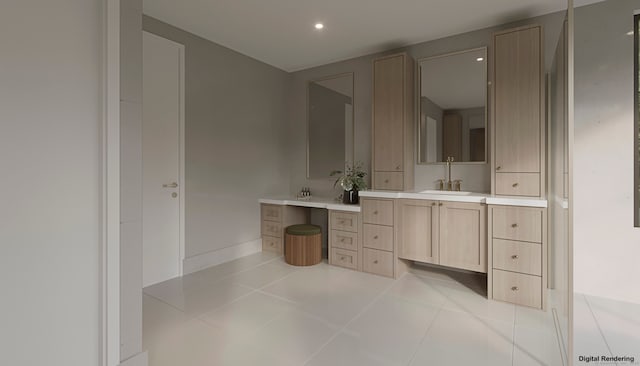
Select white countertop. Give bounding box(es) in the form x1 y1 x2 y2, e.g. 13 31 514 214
259 196 361 212
358 190 548 208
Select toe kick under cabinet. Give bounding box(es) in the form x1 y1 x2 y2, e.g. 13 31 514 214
488 205 547 310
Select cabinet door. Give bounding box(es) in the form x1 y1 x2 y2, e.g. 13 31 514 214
494 26 541 173
439 202 487 273
397 199 438 264
373 55 404 172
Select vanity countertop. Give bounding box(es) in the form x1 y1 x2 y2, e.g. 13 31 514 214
359 190 548 208
259 197 361 212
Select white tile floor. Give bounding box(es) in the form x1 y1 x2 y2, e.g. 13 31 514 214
143 252 566 366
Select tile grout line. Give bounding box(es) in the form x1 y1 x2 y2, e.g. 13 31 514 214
584 295 619 366
511 307 516 366
299 272 405 366
405 306 445 365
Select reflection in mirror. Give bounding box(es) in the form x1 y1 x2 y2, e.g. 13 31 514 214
418 48 487 164
307 73 354 179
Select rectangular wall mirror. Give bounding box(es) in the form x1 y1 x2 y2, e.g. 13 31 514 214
418 47 487 164
307 73 354 179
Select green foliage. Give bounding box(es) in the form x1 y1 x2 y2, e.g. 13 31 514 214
330 162 368 191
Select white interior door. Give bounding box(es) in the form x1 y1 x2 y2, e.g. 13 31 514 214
142 31 184 287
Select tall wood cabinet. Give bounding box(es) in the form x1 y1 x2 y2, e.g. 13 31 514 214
492 25 545 197
372 53 414 191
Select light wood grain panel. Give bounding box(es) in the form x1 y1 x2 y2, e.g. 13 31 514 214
373 55 404 172
443 113 463 161
331 248 358 270
495 172 541 197
492 206 542 243
396 199 439 264
493 239 542 276
439 202 487 273
262 235 282 254
362 199 394 226
362 224 394 252
492 269 542 309
373 171 404 191
261 204 282 222
494 26 542 174
330 230 358 252
261 221 282 238
330 211 359 233
362 248 394 278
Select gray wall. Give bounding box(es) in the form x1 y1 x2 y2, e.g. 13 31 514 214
288 11 566 196
143 16 291 260
574 0 640 304
0 1 103 365
121 0 144 362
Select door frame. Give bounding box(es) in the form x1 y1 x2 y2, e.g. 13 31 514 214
142 30 187 278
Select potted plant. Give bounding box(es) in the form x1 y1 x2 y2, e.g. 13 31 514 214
330 162 368 204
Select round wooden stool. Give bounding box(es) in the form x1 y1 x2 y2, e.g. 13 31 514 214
284 224 322 266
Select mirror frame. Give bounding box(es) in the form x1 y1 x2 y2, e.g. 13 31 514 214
416 47 489 165
306 72 355 179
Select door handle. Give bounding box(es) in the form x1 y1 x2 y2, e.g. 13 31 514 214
163 182 178 188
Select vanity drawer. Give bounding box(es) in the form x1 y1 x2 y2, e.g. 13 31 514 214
492 269 542 308
492 206 542 243
331 230 358 251
330 211 359 232
495 173 540 197
262 236 282 253
332 248 358 270
261 204 282 222
363 224 394 252
362 199 394 226
374 171 404 191
492 239 542 276
363 248 394 277
261 220 282 238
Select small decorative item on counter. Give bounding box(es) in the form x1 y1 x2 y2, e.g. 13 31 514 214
297 187 312 200
330 162 367 205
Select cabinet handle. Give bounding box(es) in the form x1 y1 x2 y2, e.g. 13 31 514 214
432 202 436 206
511 286 519 291
438 202 443 206
384 179 389 183
496 166 502 171
374 260 379 264
338 220 345 225
340 238 345 242
374 235 378 239
341 256 345 261
511 223 518 228
373 210 378 215
396 165 401 170
270 242 274 247
511 255 519 260
512 182 519 188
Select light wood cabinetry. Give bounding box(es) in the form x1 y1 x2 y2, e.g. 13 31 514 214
488 205 547 309
372 53 414 191
492 25 545 197
396 199 487 273
260 204 308 254
329 210 361 271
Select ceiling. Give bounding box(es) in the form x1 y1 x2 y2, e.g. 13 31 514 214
143 0 604 72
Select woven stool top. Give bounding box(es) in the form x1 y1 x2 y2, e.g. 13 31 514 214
285 224 321 236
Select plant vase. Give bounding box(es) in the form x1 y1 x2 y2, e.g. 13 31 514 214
342 189 359 204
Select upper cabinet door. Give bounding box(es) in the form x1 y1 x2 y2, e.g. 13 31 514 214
494 26 542 173
373 55 405 172
439 202 487 273
396 199 439 264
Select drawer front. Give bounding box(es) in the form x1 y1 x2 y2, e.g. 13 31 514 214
261 220 282 238
331 211 359 233
261 204 282 222
492 269 542 308
362 199 394 226
374 171 404 191
262 236 282 253
495 173 540 197
332 248 358 270
492 239 542 276
492 206 542 243
362 248 394 278
331 230 358 251
362 224 394 252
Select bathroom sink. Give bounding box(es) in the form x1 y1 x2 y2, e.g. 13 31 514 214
419 190 472 196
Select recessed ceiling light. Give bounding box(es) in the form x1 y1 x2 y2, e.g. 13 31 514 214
315 23 324 30
476 57 484 62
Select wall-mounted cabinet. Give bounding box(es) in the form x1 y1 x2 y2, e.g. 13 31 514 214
396 199 487 273
372 53 414 191
492 25 545 197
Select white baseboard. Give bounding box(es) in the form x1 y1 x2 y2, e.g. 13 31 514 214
119 351 148 366
183 238 262 275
